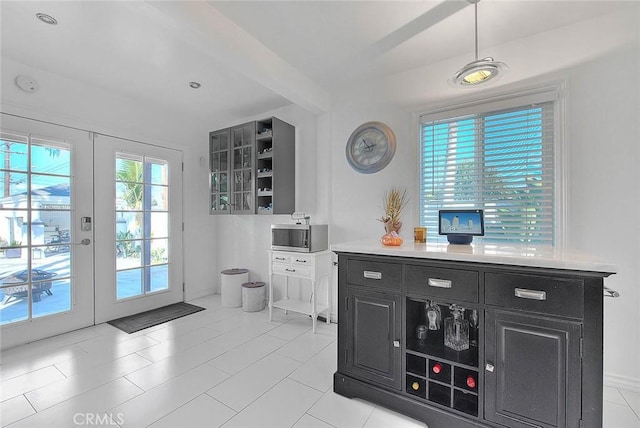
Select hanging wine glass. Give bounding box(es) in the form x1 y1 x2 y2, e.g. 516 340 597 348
424 300 442 330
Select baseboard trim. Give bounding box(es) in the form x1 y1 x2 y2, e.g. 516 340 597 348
185 288 215 302
604 372 640 393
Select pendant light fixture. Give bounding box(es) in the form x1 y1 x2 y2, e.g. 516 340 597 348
451 0 507 88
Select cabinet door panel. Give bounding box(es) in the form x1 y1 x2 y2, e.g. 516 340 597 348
209 129 231 214
346 288 402 390
229 122 255 214
485 310 581 428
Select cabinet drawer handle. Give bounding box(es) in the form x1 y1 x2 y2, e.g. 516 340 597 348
285 268 296 272
275 257 286 261
363 271 382 280
514 288 547 301
428 278 452 289
295 259 308 263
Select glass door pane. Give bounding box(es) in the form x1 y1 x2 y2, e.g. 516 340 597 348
210 130 230 214
115 154 169 301
0 136 73 325
94 134 182 324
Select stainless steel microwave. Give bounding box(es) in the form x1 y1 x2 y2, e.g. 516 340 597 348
271 224 328 253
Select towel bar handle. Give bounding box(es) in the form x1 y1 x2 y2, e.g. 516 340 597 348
604 286 620 298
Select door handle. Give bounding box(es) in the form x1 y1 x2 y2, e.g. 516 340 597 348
75 238 91 246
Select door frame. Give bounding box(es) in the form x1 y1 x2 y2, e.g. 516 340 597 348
0 113 95 350
93 133 184 324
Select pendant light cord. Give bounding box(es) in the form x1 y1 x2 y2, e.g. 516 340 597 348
474 0 479 61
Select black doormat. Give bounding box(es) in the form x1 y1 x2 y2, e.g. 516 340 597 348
107 302 205 334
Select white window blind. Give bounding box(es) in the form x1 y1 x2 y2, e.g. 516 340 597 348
419 101 555 245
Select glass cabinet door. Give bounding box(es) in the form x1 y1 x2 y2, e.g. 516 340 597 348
209 130 230 214
230 123 255 214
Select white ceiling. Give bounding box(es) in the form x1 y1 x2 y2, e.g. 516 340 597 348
1 1 637 121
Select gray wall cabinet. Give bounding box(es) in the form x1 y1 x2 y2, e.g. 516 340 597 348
209 117 294 215
334 252 608 428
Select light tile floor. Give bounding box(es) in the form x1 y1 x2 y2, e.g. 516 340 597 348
0 294 638 428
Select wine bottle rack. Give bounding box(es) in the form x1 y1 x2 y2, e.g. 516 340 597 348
256 118 274 214
404 298 480 417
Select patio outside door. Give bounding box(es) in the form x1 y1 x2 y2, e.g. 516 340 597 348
0 114 94 349
94 134 183 324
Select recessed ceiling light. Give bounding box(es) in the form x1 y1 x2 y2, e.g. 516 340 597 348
189 81 201 89
36 13 58 25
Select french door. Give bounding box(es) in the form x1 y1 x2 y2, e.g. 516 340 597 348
94 134 183 323
0 114 184 348
0 114 94 349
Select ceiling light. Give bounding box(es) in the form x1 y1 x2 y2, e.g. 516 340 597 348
450 0 507 88
36 13 58 25
189 81 201 89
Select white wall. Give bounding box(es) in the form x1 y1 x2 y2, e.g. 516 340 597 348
565 47 640 390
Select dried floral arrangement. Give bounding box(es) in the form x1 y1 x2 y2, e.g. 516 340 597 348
379 187 409 234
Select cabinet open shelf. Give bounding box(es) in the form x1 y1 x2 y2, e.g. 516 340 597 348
406 298 479 368
407 339 479 369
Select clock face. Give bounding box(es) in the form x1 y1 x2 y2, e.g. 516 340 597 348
346 122 396 173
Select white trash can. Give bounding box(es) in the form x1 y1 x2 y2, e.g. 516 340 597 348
242 282 266 312
221 268 248 308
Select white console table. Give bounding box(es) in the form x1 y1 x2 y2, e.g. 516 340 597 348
268 250 332 333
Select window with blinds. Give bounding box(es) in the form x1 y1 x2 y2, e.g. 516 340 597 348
419 101 555 245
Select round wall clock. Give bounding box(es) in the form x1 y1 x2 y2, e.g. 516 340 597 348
346 121 396 174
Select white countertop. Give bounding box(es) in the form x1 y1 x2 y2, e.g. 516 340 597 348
331 239 616 275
